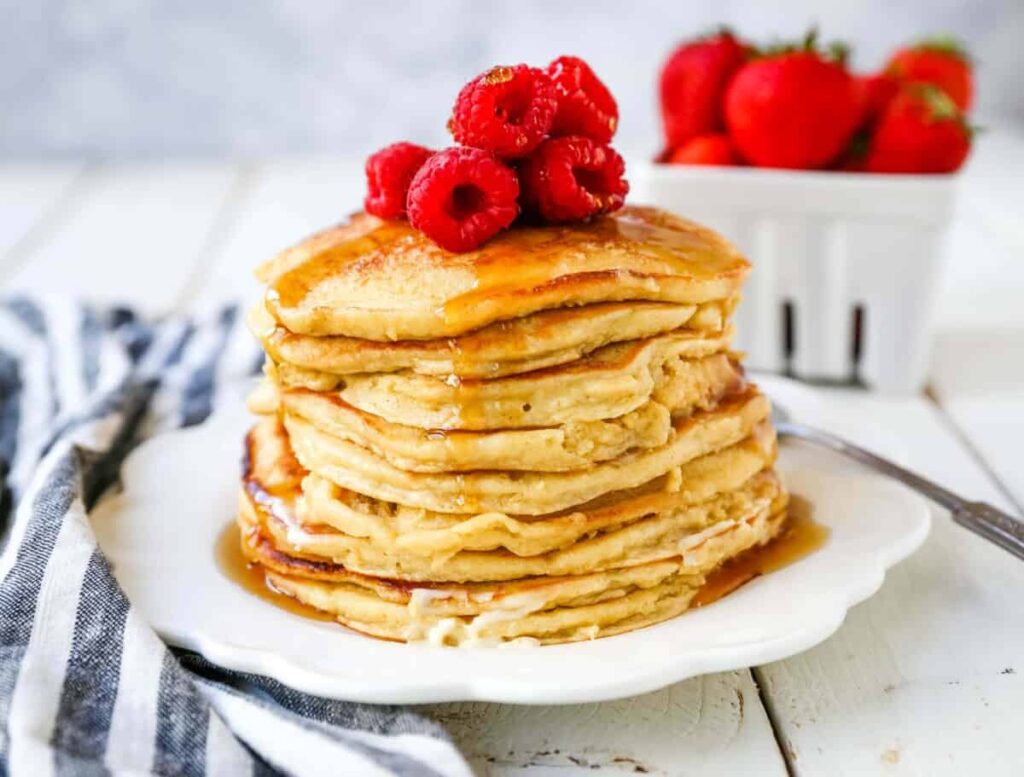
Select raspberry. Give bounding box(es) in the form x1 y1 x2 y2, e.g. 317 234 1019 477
519 136 628 223
364 142 434 219
407 147 520 252
449 65 557 158
546 56 618 143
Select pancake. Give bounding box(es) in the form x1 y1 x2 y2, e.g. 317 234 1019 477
301 444 776 559
240 501 787 645
257 206 750 340
242 466 783 582
241 517 695 610
244 412 778 561
250 298 737 380
263 335 744 431
280 389 674 473
284 388 771 515
268 561 704 646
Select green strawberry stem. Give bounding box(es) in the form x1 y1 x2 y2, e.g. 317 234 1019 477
759 27 851 65
913 35 971 62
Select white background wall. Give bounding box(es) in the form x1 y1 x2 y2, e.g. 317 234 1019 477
2 0 1022 159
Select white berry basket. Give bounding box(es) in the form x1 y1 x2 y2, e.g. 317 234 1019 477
631 162 958 393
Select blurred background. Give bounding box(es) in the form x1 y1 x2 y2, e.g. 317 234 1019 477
2 0 1022 160
0 0 1021 396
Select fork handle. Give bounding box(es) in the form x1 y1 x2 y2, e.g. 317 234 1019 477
952 502 1024 561
778 421 1024 561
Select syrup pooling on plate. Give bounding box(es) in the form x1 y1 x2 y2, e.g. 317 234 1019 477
215 522 335 623
692 495 829 607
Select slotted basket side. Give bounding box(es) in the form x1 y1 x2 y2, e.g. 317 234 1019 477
631 163 956 392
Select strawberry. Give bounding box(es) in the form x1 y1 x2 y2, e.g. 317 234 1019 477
659 31 749 150
832 132 870 171
835 156 867 173
855 72 899 128
724 38 861 169
667 134 740 166
886 37 973 111
864 84 971 173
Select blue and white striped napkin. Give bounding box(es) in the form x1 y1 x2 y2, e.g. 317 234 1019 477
0 296 472 777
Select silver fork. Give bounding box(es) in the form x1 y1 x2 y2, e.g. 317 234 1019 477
772 403 1024 560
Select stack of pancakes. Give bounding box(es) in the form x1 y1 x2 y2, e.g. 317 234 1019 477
240 205 788 646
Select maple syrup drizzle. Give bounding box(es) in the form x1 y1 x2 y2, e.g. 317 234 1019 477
215 522 334 622
267 210 739 327
437 210 735 330
691 495 829 608
268 219 410 308
435 218 702 447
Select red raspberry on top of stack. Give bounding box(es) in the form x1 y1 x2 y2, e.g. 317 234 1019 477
547 55 619 143
364 142 434 220
448 64 557 159
520 137 627 223
406 148 520 253
363 55 628 253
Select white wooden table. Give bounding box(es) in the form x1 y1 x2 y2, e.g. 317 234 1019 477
2 132 1022 776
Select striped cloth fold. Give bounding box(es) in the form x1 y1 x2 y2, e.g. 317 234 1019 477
0 296 472 777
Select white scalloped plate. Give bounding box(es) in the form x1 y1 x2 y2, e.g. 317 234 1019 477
91 379 930 704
